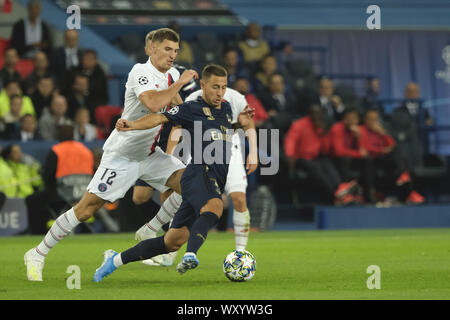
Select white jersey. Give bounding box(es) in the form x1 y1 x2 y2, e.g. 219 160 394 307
185 88 247 124
103 59 180 161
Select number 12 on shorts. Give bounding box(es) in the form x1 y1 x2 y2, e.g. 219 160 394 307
100 168 117 185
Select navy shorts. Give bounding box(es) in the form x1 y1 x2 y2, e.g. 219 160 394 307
135 179 151 187
170 165 223 230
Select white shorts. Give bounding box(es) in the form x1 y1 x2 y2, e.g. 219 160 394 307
87 147 186 202
224 134 248 195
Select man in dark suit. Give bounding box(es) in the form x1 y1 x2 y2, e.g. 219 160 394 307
394 82 432 126
65 73 95 120
30 76 55 118
10 0 52 58
51 29 82 90
312 77 345 127
0 48 22 87
23 51 53 95
9 114 42 142
73 49 109 109
258 73 300 135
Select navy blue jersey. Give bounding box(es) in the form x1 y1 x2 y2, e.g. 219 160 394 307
163 96 233 190
158 68 198 152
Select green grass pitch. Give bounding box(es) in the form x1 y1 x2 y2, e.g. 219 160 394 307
0 228 449 300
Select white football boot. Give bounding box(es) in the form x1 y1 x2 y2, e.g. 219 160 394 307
159 251 178 267
135 223 157 241
24 248 45 281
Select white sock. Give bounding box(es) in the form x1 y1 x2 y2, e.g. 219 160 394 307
233 210 250 251
35 208 80 259
146 192 182 233
113 253 123 268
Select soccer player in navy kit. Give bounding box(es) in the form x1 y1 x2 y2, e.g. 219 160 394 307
93 64 254 281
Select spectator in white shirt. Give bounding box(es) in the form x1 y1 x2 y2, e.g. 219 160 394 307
38 95 72 140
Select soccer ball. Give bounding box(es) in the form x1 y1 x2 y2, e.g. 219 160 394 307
223 250 256 282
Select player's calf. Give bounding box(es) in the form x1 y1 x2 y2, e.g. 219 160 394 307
132 186 153 205
73 192 106 221
229 192 247 213
164 227 190 252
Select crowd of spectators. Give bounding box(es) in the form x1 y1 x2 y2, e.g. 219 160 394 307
0 0 433 209
0 0 109 228
161 22 431 207
0 1 108 145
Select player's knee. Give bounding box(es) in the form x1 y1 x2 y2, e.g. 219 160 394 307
132 193 148 205
166 168 184 194
201 198 223 216
230 192 247 212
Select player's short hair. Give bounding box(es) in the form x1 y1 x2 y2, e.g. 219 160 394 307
145 30 157 45
151 28 180 44
201 64 228 82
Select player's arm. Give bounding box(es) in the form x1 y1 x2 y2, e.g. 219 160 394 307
139 70 198 113
166 125 182 155
237 106 258 175
171 93 183 106
116 114 169 131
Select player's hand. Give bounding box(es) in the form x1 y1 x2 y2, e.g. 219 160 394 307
246 153 258 175
238 107 254 128
179 69 199 86
242 105 255 119
115 118 134 131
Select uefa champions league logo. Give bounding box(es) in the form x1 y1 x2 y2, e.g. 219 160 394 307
435 45 450 84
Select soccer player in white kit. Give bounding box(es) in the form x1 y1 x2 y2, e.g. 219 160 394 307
134 87 258 266
23 28 198 281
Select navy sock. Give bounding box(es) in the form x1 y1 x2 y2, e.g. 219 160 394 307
186 212 219 254
121 236 168 264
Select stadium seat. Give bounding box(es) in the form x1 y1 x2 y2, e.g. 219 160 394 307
0 37 11 69
15 59 34 79
95 105 123 139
